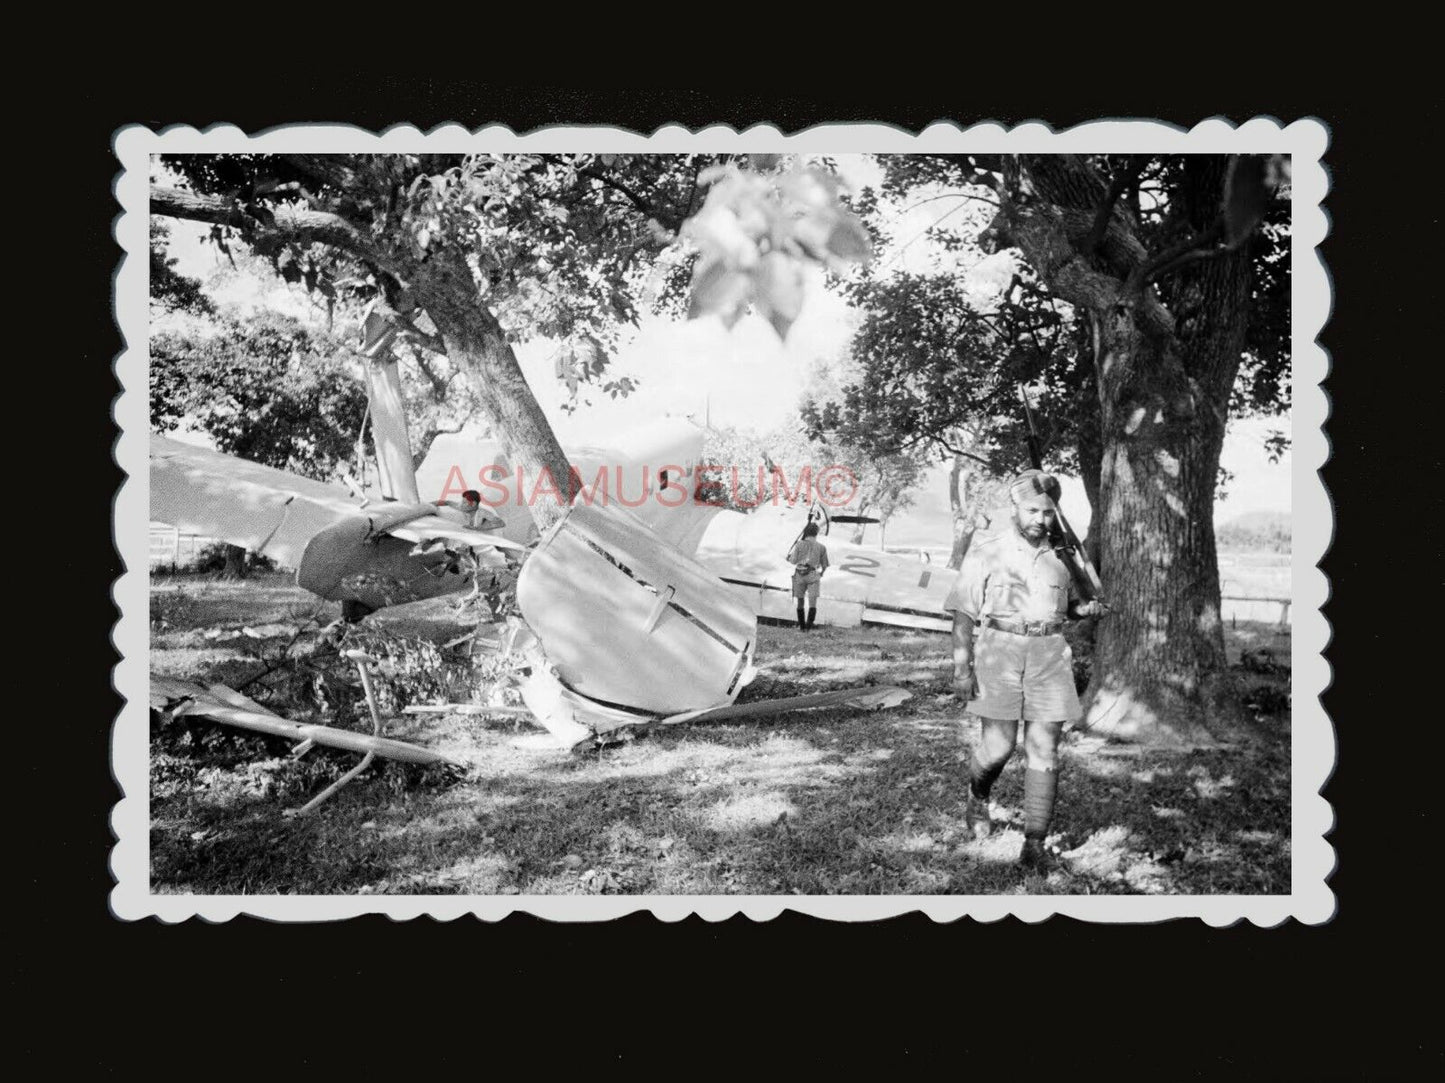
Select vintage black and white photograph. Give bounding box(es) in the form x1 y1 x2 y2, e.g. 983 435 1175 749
113 121 1331 921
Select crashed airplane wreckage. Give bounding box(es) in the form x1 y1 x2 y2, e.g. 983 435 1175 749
148 310 915 815
150 428 914 769
150 654 461 817
506 499 912 746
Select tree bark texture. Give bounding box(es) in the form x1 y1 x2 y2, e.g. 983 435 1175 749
413 249 573 531
946 452 979 570
1074 354 1105 570
222 543 248 579
997 156 1252 744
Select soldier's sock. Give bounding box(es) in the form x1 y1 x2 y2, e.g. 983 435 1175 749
969 755 1007 801
796 605 807 630
1023 767 1059 839
806 606 817 629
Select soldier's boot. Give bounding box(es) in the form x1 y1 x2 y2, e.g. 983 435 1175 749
1020 768 1058 870
1019 835 1048 871
796 605 807 631
806 606 817 630
964 788 993 840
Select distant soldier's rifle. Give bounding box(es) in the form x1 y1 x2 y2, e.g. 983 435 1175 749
1018 384 1106 604
784 501 830 559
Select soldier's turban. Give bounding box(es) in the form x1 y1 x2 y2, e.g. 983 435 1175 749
1009 469 1061 503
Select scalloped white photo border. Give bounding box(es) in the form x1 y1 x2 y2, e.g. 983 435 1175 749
111 118 1332 924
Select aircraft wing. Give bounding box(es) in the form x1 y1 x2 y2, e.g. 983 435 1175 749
151 434 358 569
695 510 956 632
152 435 526 611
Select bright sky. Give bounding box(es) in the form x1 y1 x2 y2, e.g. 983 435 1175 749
160 157 1291 552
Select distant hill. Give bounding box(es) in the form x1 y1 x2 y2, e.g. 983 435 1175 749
1217 510 1291 551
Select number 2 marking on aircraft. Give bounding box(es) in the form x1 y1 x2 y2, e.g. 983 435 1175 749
839 555 879 578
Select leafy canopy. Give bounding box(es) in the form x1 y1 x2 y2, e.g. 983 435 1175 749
805 153 1291 483
150 311 369 482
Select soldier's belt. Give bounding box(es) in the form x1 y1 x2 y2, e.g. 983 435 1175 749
982 616 1064 637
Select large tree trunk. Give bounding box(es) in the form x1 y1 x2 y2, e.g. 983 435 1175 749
221 543 248 580
1084 317 1235 744
1074 369 1104 571
414 251 573 531
996 155 1253 746
946 452 978 570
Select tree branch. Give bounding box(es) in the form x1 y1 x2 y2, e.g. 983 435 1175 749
279 155 364 193
578 166 680 230
937 438 991 467
396 318 447 356
684 157 704 220
883 200 974 269
1130 220 1226 290
411 352 450 402
890 426 991 467
1085 155 1143 254
899 192 998 216
150 185 402 276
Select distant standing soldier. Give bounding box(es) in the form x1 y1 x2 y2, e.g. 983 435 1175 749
787 521 830 631
945 469 1107 869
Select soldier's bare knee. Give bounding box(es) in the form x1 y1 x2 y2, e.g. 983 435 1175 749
1023 722 1062 769
1024 745 1058 771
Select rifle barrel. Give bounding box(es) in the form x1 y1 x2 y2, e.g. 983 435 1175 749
1018 382 1105 601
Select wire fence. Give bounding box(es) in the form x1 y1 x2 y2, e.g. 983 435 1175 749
1221 595 1291 628
149 524 221 571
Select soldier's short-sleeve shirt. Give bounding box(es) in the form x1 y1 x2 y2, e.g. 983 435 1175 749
787 537 830 584
944 530 1078 622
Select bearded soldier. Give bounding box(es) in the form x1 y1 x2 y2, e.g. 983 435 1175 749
945 469 1107 869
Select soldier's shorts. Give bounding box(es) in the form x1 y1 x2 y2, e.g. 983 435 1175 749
792 575 821 602
969 626 1081 723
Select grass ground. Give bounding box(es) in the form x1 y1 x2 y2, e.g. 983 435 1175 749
149 572 1292 896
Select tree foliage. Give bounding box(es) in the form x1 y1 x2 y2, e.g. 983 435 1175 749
1216 511 1291 552
807 155 1290 514
698 421 923 534
155 153 716 396
802 270 1086 474
152 153 869 532
150 220 215 316
150 311 369 481
682 157 872 339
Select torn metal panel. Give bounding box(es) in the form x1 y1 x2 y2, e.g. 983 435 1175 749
150 676 457 766
516 503 758 717
654 685 913 728
860 607 952 633
296 505 510 609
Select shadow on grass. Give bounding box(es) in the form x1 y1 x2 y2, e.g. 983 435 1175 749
150 581 1292 897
